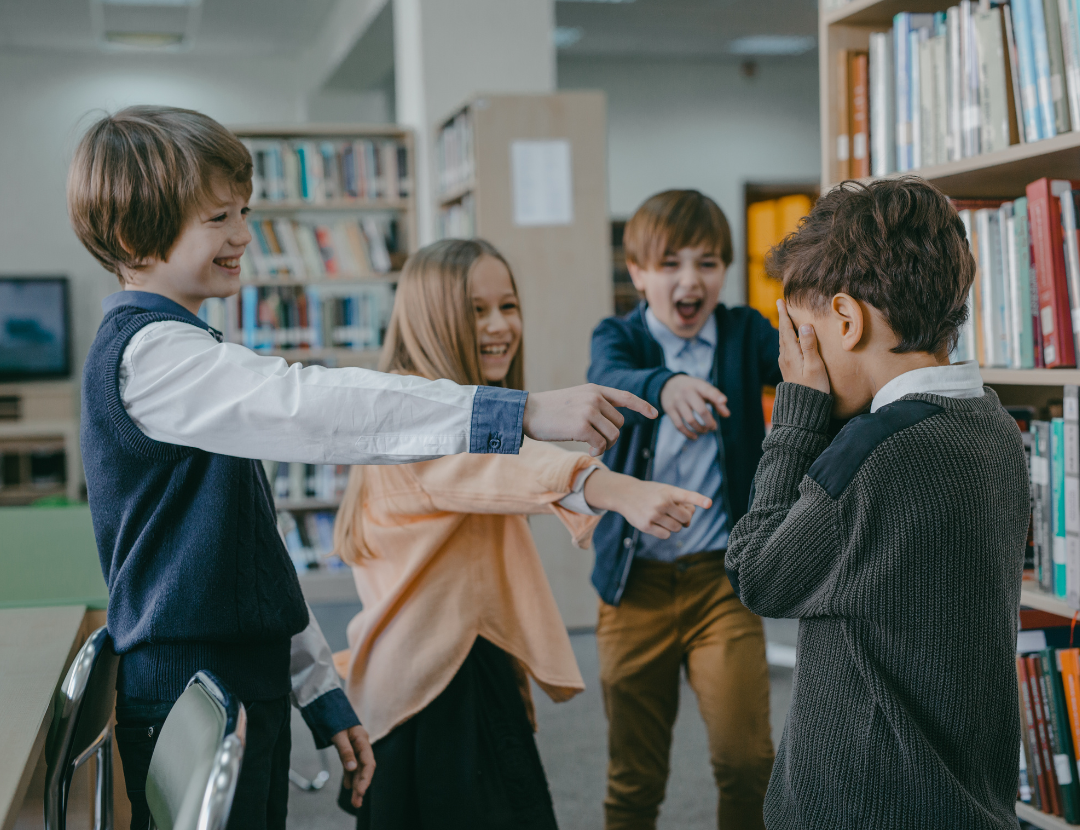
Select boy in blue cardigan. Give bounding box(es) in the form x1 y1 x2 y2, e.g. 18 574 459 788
588 190 782 830
69 106 653 830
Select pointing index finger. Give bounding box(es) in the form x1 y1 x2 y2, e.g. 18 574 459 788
599 386 658 420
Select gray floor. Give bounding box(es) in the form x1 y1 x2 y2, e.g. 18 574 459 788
285 609 797 829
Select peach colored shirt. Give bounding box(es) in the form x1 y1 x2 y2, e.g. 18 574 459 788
341 438 602 742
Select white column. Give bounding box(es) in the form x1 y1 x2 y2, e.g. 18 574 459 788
393 0 555 244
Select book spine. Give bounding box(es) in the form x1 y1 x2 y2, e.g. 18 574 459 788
1004 204 1020 368
1045 0 1074 132
911 29 923 170
947 7 964 160
870 32 896 176
1015 0 1047 140
1035 421 1055 591
1028 178 1078 366
1055 417 1069 598
1068 387 1080 610
1022 654 1051 810
1005 3 1029 145
837 49 851 181
954 209 978 363
1031 654 1066 815
1060 649 1080 781
1033 0 1061 137
1015 197 1038 367
1043 649 1080 820
918 37 935 167
1059 0 1080 130
851 52 871 178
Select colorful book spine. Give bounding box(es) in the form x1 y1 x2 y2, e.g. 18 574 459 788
1031 0 1060 138
1035 420 1055 592
1005 3 1029 145
1043 648 1080 821
1044 0 1073 133
1013 196 1038 368
1067 387 1080 610
1062 188 1080 340
1028 178 1077 367
1021 655 1053 810
850 51 870 178
1015 0 1046 140
1031 653 1065 815
1058 648 1080 781
1055 417 1069 599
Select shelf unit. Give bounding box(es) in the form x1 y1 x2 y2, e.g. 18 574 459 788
820 3 1080 826
0 383 80 505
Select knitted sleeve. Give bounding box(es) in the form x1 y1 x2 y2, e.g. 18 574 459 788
725 382 842 618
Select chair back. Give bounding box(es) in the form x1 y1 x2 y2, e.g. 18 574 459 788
146 671 246 830
44 625 119 830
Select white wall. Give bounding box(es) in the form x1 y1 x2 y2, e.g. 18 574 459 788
558 55 821 305
0 50 307 380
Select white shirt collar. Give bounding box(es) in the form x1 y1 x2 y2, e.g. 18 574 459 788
870 360 984 413
644 306 717 353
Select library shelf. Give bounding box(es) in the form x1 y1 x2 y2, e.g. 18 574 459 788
241 273 400 287
231 123 409 139
981 368 1080 386
247 198 410 213
824 131 1080 198
1016 800 1076 830
274 498 340 512
826 0 968 26
438 181 475 206
1020 585 1076 619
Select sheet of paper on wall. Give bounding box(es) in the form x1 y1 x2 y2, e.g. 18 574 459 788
511 139 574 227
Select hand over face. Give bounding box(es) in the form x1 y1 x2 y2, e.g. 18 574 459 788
776 300 831 395
659 374 730 440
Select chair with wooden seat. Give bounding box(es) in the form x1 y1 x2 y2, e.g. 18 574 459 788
145 671 246 830
45 625 119 830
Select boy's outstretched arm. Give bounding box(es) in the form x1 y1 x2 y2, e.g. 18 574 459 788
725 306 842 618
587 317 678 423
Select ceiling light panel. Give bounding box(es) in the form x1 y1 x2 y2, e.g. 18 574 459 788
90 0 200 50
726 35 816 56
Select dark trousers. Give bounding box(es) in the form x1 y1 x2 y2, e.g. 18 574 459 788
114 692 292 830
356 636 558 830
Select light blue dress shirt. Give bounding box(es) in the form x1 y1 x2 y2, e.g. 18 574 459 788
636 308 730 561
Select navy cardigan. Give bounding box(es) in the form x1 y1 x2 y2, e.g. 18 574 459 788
586 302 782 605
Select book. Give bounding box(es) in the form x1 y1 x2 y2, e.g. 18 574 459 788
1043 0 1073 134
976 208 1009 366
974 6 1017 153
1035 420 1055 593
1058 0 1080 130
1015 0 1047 140
837 49 851 180
1058 648 1080 782
871 32 896 176
1066 386 1080 610
1011 196 1038 368
954 209 978 363
1062 187 1080 339
1031 0 1061 138
960 2 982 157
1055 417 1069 600
1030 653 1065 815
1028 178 1078 367
948 6 964 159
850 51 870 178
1021 654 1051 810
1005 3 1029 145
1042 649 1080 820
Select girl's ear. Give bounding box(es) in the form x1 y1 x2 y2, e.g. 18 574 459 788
831 293 865 352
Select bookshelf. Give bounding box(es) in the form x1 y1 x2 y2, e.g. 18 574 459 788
433 92 612 629
821 3 1080 826
0 382 80 505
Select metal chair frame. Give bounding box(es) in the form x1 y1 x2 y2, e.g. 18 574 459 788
147 671 247 830
44 625 119 830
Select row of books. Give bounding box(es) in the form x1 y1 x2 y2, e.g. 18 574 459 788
438 194 476 240
1026 390 1080 609
242 138 410 204
853 1 1080 180
437 111 474 195
241 216 398 280
277 509 347 571
953 178 1080 369
1017 621 1080 821
198 282 393 353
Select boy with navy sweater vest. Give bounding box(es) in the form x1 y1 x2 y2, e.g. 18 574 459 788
725 178 1029 829
69 106 654 830
587 190 780 830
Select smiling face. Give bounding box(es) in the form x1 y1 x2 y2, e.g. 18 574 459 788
469 255 522 383
628 245 726 339
120 178 252 314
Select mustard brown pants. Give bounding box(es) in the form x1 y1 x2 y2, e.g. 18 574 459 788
596 550 774 830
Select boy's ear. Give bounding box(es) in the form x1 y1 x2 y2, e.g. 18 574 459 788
831 293 865 352
626 261 647 292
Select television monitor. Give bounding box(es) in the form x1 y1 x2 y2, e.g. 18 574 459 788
0 277 71 381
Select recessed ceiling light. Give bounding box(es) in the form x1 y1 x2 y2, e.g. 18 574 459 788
554 27 584 48
104 31 184 47
726 35 816 56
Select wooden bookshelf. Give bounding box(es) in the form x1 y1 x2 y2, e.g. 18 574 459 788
981 368 1080 385
1020 584 1076 618
0 384 81 504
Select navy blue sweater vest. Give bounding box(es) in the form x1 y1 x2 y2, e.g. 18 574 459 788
81 303 309 702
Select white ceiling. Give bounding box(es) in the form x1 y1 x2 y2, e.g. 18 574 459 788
0 0 342 55
555 0 819 58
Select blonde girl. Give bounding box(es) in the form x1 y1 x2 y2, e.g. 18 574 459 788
334 239 709 830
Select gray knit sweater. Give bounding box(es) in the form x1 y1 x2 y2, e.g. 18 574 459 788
726 382 1028 830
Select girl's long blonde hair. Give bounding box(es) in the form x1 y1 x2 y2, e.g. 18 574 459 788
333 239 525 564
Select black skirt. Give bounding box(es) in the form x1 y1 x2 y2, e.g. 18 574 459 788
353 636 559 830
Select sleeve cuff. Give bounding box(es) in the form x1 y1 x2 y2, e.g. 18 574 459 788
300 688 361 749
470 385 527 454
771 383 834 433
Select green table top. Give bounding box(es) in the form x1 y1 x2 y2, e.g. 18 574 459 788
0 506 108 610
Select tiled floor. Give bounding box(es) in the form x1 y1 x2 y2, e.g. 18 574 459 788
285 611 797 829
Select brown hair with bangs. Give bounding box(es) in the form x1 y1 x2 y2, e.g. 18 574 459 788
335 238 524 563
623 189 733 269
67 105 253 284
769 177 974 355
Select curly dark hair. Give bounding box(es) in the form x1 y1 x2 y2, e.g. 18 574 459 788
768 177 975 355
